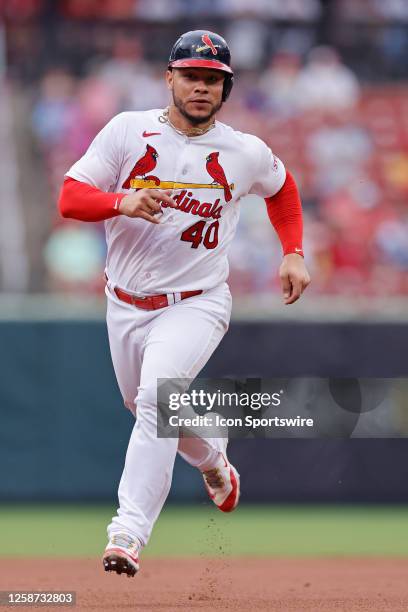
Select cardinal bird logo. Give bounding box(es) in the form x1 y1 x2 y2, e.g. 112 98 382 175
202 34 217 55
206 152 232 202
122 144 159 189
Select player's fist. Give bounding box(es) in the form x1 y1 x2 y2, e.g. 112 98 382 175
119 189 176 224
279 253 311 305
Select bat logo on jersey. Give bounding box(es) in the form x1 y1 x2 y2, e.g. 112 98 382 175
206 152 232 202
196 34 218 55
122 145 160 189
125 151 235 204
123 147 234 216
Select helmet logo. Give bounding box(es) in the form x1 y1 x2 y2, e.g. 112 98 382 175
196 33 218 55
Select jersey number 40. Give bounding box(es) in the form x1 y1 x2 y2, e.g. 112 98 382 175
180 220 219 250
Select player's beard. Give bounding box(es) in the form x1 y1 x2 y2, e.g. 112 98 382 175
172 90 223 126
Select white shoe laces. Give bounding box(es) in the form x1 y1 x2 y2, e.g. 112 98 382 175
111 534 140 556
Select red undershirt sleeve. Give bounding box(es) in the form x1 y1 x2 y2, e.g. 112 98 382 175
58 177 125 222
264 170 304 257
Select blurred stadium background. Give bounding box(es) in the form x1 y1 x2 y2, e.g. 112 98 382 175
2 0 408 306
1 0 408 560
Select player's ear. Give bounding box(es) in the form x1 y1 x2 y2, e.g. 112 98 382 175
166 69 174 91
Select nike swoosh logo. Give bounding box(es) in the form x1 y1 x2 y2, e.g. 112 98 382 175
295 248 303 253
143 131 161 137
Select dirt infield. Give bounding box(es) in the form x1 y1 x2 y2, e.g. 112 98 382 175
1 557 408 611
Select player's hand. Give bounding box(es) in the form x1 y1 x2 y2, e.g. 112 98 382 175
119 189 176 224
279 253 311 305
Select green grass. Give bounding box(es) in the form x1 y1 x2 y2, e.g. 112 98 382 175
0 504 408 558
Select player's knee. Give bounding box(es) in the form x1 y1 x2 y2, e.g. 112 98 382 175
134 384 157 426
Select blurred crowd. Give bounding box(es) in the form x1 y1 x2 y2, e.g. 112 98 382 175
30 41 408 296
2 0 408 21
2 1 408 296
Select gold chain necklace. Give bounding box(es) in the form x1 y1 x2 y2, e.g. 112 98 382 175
159 107 215 137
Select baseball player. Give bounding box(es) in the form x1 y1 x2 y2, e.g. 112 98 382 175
58 30 310 577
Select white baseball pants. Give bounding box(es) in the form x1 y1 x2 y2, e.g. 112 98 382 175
105 282 232 546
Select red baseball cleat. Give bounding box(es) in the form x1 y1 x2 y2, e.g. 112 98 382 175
202 455 240 512
102 533 140 577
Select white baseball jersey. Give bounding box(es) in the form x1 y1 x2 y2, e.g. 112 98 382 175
66 109 286 294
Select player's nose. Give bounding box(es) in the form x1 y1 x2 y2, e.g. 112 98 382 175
194 80 209 93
